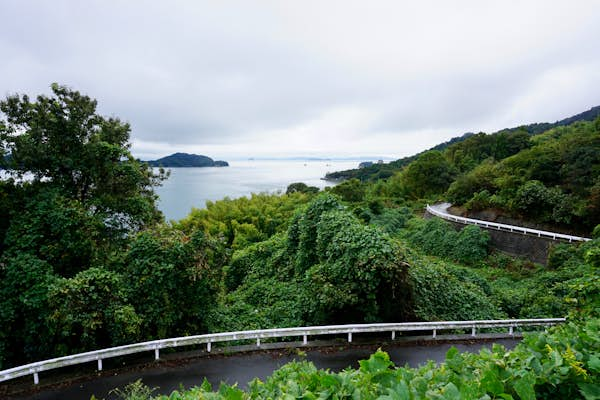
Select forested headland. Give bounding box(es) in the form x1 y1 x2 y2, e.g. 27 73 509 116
0 85 598 399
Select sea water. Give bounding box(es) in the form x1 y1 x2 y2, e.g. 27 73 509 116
155 160 361 221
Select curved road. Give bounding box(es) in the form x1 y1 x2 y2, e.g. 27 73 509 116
13 339 519 400
427 203 590 242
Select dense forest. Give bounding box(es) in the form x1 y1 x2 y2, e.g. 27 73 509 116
326 105 600 187
0 86 598 399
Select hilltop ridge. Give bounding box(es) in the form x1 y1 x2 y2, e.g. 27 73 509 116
147 152 229 167
326 105 600 181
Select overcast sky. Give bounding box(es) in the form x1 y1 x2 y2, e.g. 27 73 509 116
1 1 600 160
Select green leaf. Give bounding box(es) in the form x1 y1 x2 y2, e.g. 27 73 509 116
579 383 600 400
480 370 504 396
200 377 212 392
513 371 536 400
359 350 393 373
498 394 514 400
442 382 461 400
217 383 244 400
378 381 410 400
588 355 600 373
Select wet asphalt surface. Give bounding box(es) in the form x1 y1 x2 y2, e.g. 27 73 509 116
7 338 519 400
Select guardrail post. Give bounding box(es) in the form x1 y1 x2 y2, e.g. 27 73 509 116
207 341 211 352
0 317 568 385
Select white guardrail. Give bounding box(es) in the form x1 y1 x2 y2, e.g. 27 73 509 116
1 318 565 385
426 203 591 243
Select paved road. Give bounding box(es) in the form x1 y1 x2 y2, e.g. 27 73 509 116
14 339 519 400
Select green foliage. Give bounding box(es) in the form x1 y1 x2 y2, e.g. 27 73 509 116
512 180 574 224
286 182 319 194
289 193 344 273
453 225 490 264
480 239 599 319
110 379 157 400
207 278 307 332
214 194 411 330
2 189 100 277
464 189 494 211
0 83 165 235
547 243 579 270
119 229 224 339
224 234 291 292
175 193 309 249
0 84 169 366
408 259 503 321
446 160 500 205
369 206 413 234
404 217 490 265
49 267 142 354
0 254 57 368
305 209 409 323
329 178 366 202
449 120 600 231
446 130 532 172
401 151 456 199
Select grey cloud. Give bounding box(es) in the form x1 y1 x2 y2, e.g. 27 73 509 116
1 1 600 157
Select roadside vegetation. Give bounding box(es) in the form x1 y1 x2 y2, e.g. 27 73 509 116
1 85 598 399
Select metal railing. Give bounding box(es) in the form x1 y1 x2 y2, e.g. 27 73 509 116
0 318 565 385
426 203 591 243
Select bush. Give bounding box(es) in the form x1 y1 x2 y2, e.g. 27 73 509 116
370 206 413 234
404 217 489 265
409 260 503 321
452 225 490 264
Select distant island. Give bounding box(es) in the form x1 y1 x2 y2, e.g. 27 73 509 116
147 153 229 167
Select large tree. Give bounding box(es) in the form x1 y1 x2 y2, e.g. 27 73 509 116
0 85 168 367
0 83 166 240
400 150 456 199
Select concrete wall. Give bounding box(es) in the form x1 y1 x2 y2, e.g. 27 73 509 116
482 228 554 265
424 211 557 265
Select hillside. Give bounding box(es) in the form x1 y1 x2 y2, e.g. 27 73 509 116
326 105 600 181
147 152 229 167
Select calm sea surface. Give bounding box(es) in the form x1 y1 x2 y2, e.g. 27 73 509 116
155 160 361 221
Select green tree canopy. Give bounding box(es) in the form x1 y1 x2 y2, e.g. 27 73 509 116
400 150 456 199
0 83 165 236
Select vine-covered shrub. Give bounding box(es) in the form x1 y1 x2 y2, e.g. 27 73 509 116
306 209 410 323
370 206 413 234
404 217 490 264
288 193 344 273
408 259 504 321
217 194 411 329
